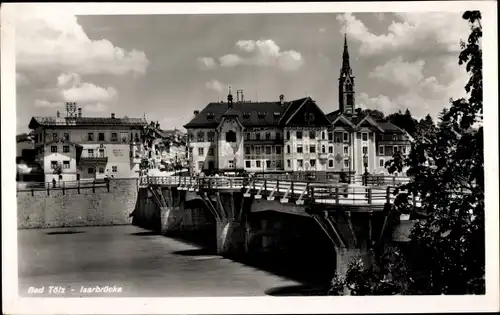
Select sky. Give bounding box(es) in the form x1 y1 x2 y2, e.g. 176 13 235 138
15 7 472 134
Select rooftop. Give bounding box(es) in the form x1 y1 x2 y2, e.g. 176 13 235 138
28 116 148 129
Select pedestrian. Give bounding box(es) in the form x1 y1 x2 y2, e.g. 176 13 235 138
52 178 56 188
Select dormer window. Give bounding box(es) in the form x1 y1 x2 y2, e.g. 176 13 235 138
243 112 250 118
207 112 214 120
273 112 280 117
258 112 265 118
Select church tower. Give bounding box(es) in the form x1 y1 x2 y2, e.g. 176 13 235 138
338 33 355 115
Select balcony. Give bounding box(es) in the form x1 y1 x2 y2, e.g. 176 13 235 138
318 153 328 160
79 156 108 164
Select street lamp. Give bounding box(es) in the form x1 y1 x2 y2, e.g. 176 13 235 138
363 153 368 186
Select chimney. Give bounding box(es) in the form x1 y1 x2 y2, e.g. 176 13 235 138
238 89 244 103
156 121 160 129
78 108 82 118
279 94 285 105
236 90 240 103
193 110 200 116
227 86 233 109
111 113 115 119
56 110 60 118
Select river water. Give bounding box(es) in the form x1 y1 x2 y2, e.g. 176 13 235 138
18 225 330 297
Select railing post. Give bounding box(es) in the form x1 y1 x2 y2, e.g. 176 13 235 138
106 179 110 192
386 187 391 204
31 188 34 196
264 179 267 197
230 177 233 188
77 181 80 194
47 183 50 196
335 187 339 204
368 188 372 204
277 180 280 195
92 180 96 193
310 186 315 204
62 181 65 195
253 178 256 191
392 176 396 186
291 180 294 199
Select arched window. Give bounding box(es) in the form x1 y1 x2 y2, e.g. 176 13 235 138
322 131 326 140
286 131 290 140
322 145 326 153
226 130 237 143
287 145 291 154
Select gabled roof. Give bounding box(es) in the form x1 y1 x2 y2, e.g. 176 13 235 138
330 113 356 128
184 101 288 128
45 138 83 148
278 97 309 125
29 116 147 129
356 115 385 132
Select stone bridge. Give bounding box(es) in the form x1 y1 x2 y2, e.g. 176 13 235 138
131 175 419 278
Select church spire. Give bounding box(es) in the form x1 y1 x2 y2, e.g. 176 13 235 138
341 33 352 77
338 32 355 115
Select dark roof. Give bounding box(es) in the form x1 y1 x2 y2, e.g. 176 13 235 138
29 116 148 129
184 101 288 128
277 97 309 125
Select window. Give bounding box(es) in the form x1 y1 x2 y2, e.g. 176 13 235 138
63 146 70 153
328 146 334 154
99 149 105 157
198 148 204 156
287 160 291 168
328 160 334 168
255 133 261 140
322 131 326 140
328 132 333 141
99 167 105 174
245 132 251 140
343 132 349 142
379 146 384 155
256 160 261 168
63 133 70 141
111 133 118 141
207 131 215 142
297 159 303 168
189 132 194 142
208 148 214 156
276 161 281 169
266 160 271 168
51 146 58 153
51 161 58 169
392 134 398 141
379 159 385 167
286 131 290 140
229 160 235 169
245 161 251 168
297 145 303 154
265 132 271 140
245 146 251 155
286 145 291 154
310 159 316 167
265 146 271 155
276 132 281 140
197 131 205 142
112 166 117 172
87 133 94 141
53 133 58 140
98 133 105 141
310 145 316 153
321 145 326 153
393 146 399 152
226 130 236 142
296 131 303 140
255 146 261 155
198 161 204 170
63 161 70 169
362 133 368 141
88 167 95 174
402 146 407 154
343 146 348 155
310 131 316 139
362 146 368 155
120 132 128 144
276 146 282 154
344 159 349 168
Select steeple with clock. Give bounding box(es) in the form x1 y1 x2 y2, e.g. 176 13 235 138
338 33 355 115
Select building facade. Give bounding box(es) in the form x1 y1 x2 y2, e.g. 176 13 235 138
29 111 147 182
184 35 411 176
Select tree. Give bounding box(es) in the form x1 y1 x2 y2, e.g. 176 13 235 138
330 11 484 295
52 162 63 177
416 114 436 136
386 109 419 137
355 108 386 120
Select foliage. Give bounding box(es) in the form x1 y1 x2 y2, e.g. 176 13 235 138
139 157 150 171
331 11 484 295
52 162 63 176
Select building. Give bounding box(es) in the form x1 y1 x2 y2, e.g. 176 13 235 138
28 107 147 182
184 35 412 177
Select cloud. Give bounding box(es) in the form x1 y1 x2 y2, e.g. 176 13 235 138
197 57 217 69
336 12 469 57
205 79 226 93
14 6 150 76
212 39 304 71
33 73 117 113
359 57 468 118
16 73 30 86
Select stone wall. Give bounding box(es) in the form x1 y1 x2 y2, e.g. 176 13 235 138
17 179 138 229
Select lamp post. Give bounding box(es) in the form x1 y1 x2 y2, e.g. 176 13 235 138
363 153 368 186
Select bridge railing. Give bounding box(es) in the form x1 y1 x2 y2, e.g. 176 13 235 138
17 179 110 194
